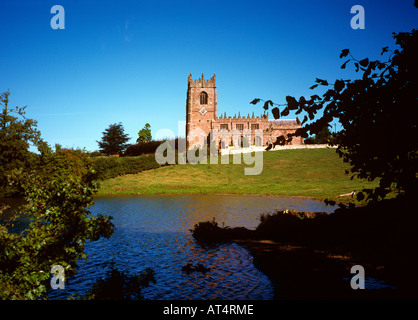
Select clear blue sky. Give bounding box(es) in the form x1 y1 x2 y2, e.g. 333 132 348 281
1 0 417 151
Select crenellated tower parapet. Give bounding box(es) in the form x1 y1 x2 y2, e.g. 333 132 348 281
188 73 216 88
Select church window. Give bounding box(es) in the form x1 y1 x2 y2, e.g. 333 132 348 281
236 124 244 131
251 124 259 130
255 136 262 146
200 91 208 104
220 124 228 130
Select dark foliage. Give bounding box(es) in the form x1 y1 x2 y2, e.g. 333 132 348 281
304 126 336 144
97 122 130 156
125 140 163 157
252 30 418 202
191 218 255 244
191 196 417 291
84 263 156 300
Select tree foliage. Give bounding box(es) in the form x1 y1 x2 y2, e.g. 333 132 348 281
252 30 418 202
97 122 130 156
0 94 116 299
304 126 335 145
136 123 152 144
0 91 46 196
0 148 115 299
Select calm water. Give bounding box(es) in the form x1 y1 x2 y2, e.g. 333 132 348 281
44 194 337 300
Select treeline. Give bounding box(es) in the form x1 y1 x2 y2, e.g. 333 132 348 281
90 138 185 180
0 147 165 197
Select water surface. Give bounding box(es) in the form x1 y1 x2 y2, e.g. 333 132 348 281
46 194 336 299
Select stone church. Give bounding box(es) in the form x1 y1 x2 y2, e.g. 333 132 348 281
186 73 304 150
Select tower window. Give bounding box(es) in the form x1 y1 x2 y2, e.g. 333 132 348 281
200 91 208 105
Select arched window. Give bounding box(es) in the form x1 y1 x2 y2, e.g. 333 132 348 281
200 91 208 105
255 136 262 146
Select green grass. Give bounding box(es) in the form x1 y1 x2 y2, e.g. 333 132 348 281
96 148 379 202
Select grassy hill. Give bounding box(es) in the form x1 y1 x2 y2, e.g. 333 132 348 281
96 148 379 203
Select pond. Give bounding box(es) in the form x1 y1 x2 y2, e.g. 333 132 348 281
43 194 337 300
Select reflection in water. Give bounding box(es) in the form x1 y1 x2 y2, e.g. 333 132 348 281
4 194 337 300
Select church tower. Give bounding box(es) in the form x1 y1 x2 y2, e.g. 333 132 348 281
186 73 217 149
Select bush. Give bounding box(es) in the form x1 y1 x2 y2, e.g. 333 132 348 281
1 149 115 299
125 138 186 157
91 154 162 180
125 141 163 157
304 137 316 144
191 218 254 244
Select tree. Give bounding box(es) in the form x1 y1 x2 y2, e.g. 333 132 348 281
136 123 152 144
0 95 155 299
97 122 130 156
0 95 115 298
251 29 418 202
304 126 334 144
0 91 46 196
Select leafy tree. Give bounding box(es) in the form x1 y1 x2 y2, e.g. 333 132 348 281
0 147 115 299
136 123 152 144
0 91 46 196
0 93 117 299
304 126 335 144
251 29 418 202
97 122 130 156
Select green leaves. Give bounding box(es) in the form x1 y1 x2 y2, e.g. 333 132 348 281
0 91 46 196
1 145 115 299
137 123 152 144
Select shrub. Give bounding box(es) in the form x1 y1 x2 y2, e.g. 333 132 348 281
191 218 253 243
125 141 163 157
91 154 162 180
125 138 186 157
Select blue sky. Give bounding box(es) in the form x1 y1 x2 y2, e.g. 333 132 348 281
1 0 417 151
